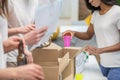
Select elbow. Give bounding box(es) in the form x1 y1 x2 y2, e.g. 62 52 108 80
86 34 93 40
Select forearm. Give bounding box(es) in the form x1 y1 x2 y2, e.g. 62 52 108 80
3 40 12 53
74 31 92 40
3 37 19 53
100 42 120 53
0 68 17 79
8 28 20 36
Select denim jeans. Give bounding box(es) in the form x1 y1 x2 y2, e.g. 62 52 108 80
100 64 120 80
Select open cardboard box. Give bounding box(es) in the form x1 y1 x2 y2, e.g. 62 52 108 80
62 47 82 80
32 43 82 80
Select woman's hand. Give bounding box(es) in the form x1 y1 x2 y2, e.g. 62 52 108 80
0 64 44 80
17 24 35 34
3 36 21 53
23 26 48 45
20 39 33 64
15 64 44 80
85 45 103 55
62 30 75 38
24 49 33 64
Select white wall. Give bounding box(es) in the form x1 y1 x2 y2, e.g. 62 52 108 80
38 0 79 25
58 0 79 25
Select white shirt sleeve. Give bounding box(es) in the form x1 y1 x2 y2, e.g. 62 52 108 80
90 11 96 24
116 17 120 30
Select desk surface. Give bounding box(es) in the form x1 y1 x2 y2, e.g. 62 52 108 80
82 55 107 80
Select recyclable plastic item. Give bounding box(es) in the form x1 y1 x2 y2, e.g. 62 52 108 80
63 32 72 47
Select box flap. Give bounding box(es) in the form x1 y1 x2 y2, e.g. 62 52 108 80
63 47 82 59
59 52 69 74
63 74 73 80
42 43 62 50
64 47 81 50
62 59 74 80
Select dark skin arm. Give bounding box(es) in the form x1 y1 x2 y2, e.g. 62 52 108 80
74 23 95 40
63 23 95 40
85 30 120 55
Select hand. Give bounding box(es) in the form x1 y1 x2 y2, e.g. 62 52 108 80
24 50 33 64
3 36 21 53
62 30 75 38
10 64 44 80
23 26 48 45
18 24 35 34
0 64 44 80
21 39 33 64
85 45 103 55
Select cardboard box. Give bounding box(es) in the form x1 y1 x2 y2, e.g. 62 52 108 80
62 47 81 80
32 43 83 80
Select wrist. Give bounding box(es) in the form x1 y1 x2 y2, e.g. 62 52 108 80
16 27 21 34
12 67 22 79
11 68 18 78
23 36 28 45
3 40 9 52
73 31 77 37
99 48 105 54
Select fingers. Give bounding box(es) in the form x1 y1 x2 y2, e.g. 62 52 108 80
85 45 95 55
27 64 44 80
24 50 33 63
9 36 22 48
62 30 73 39
26 54 33 64
38 26 48 33
23 26 48 45
31 69 44 80
27 24 36 30
33 64 44 80
9 36 21 41
16 64 44 80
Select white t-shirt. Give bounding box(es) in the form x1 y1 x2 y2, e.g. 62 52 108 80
91 5 120 67
7 0 38 62
0 16 8 68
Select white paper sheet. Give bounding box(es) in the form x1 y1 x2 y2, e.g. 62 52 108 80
30 0 62 51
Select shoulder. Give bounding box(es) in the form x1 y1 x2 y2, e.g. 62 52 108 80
110 5 120 19
112 5 120 13
92 10 99 17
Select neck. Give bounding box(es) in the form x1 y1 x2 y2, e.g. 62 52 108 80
99 3 113 15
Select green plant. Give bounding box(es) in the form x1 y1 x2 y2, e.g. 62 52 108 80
116 0 120 5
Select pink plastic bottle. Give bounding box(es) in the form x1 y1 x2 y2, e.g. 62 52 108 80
63 33 72 47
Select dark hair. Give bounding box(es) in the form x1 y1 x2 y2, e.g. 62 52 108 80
0 0 8 17
85 0 117 11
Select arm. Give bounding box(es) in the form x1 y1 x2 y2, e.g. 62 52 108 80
8 24 35 36
63 23 95 40
3 36 21 53
74 23 95 40
0 68 17 79
8 28 21 36
85 30 120 55
0 64 44 80
100 42 120 53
